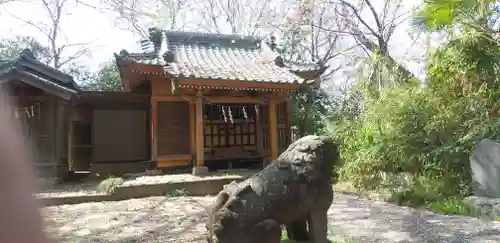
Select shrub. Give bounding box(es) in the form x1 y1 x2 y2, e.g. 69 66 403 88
166 188 190 197
332 29 500 208
96 176 124 193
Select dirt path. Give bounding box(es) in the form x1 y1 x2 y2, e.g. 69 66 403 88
42 194 500 243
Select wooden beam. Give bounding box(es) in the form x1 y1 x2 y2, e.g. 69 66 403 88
156 154 192 161
154 95 268 104
157 160 191 168
179 79 300 90
206 96 266 104
151 99 158 161
269 99 278 160
195 89 204 167
151 96 186 102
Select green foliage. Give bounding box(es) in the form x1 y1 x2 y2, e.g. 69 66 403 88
96 176 124 193
0 36 51 63
291 85 333 137
413 0 499 38
63 63 96 84
333 1 500 211
166 188 190 197
79 60 123 91
278 19 335 138
426 198 481 217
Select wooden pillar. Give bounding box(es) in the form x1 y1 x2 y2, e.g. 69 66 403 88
195 90 205 168
67 107 74 171
269 99 278 160
151 99 158 161
255 104 263 157
189 102 196 154
285 98 293 143
55 100 70 176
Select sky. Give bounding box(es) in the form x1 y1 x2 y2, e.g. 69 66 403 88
0 0 429 85
0 0 141 70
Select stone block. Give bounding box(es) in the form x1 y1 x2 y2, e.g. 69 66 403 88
192 166 209 175
470 139 500 198
463 196 500 219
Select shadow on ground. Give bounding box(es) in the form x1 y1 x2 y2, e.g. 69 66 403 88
328 194 500 242
43 194 500 243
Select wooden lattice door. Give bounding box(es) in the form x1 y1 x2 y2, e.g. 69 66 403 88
204 104 257 156
276 101 291 154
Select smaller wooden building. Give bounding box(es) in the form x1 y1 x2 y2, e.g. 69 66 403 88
115 30 325 174
0 50 152 181
0 49 78 185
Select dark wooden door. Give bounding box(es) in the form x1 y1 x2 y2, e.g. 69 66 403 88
93 109 148 162
156 101 190 155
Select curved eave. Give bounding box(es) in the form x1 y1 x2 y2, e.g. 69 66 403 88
0 69 77 101
291 65 328 82
115 55 166 76
18 52 79 90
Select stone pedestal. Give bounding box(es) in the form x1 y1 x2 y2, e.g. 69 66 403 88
37 177 57 190
463 196 500 220
192 166 209 175
470 139 500 198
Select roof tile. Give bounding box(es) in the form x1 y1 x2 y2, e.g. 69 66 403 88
124 31 318 84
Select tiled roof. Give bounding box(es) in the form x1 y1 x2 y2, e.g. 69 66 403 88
0 49 78 100
119 31 324 84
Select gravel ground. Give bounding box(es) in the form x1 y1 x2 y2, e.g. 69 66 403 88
120 172 250 187
37 171 255 198
42 193 500 243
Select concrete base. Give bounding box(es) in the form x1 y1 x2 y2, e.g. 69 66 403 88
37 177 58 190
192 166 209 175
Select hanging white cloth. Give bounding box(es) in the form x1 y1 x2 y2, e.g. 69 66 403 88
228 106 233 124
221 105 227 123
242 106 248 120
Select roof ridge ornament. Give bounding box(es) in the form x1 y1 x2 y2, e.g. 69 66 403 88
274 55 285 67
270 36 277 51
20 49 36 60
163 50 175 63
148 27 164 57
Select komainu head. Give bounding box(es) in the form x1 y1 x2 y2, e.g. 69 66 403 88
276 135 339 180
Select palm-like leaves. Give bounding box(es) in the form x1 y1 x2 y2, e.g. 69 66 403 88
412 0 498 32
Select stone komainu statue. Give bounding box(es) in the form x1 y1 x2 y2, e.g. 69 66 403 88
205 135 339 243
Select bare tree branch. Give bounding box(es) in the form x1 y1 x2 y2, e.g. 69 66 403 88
2 0 93 69
330 0 417 84
103 0 196 37
197 0 280 35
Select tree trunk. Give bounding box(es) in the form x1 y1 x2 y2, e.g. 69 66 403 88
299 88 314 137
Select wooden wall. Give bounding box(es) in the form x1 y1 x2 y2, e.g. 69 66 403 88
93 109 148 162
156 101 190 155
69 93 151 174
151 76 172 96
13 95 68 182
